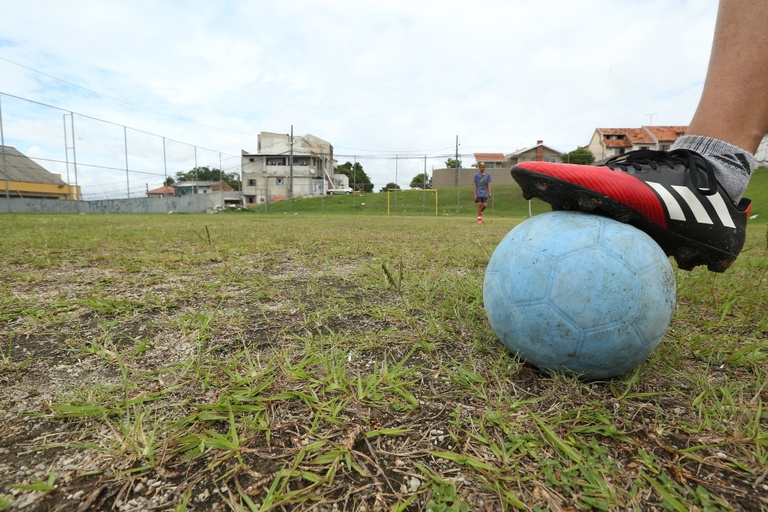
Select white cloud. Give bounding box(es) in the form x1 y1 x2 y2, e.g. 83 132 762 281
0 0 719 192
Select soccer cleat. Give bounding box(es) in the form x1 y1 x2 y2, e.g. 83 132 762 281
511 149 752 272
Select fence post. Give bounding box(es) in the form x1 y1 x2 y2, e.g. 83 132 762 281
0 95 11 211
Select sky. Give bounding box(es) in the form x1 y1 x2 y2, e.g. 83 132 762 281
0 0 719 197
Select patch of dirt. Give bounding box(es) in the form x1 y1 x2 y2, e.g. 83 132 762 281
2 260 767 512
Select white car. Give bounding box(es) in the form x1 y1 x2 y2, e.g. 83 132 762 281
327 186 353 195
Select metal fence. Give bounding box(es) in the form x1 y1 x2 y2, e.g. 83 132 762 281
0 92 242 204
1 91 485 212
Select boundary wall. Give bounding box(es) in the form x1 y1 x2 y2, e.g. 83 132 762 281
0 194 212 214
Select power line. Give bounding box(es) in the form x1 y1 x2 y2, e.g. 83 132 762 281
0 56 255 136
0 91 241 159
335 153 471 160
334 144 456 154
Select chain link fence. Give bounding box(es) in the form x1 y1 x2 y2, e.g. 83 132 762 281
1 92 242 212
1 91 495 214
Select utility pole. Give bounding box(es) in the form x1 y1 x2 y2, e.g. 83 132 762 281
1 96 10 209
455 135 460 212
289 125 294 201
162 137 168 187
394 155 399 213
422 154 427 214
124 126 130 200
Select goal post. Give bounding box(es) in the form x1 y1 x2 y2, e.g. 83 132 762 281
386 188 438 216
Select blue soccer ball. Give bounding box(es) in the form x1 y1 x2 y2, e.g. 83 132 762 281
483 211 676 379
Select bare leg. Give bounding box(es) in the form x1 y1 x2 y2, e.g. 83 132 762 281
509 0 759 271
686 0 768 153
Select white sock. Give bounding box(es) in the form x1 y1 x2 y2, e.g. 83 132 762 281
671 135 755 203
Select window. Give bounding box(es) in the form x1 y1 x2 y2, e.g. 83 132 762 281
276 178 284 186
248 179 256 186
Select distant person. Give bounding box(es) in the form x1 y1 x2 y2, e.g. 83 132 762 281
511 0 761 273
474 162 492 224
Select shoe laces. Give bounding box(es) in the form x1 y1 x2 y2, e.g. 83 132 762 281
603 149 717 195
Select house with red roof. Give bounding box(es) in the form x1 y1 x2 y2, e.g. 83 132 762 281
586 126 687 162
433 141 563 189
506 140 563 166
473 153 507 169
146 185 175 198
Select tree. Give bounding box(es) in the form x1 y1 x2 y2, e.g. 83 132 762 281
335 161 373 192
163 176 175 187
409 173 432 189
381 182 399 192
561 148 595 165
175 166 241 191
445 158 462 169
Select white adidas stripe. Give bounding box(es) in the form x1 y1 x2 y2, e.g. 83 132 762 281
647 182 686 221
646 182 736 229
672 185 713 225
704 192 737 229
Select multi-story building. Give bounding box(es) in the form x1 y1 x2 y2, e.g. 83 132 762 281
241 132 343 205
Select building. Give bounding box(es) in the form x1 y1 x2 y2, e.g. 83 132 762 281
473 153 507 169
241 132 339 205
586 126 687 162
147 185 175 198
173 181 234 196
172 181 241 208
0 145 81 200
506 140 563 165
755 135 768 167
432 141 561 189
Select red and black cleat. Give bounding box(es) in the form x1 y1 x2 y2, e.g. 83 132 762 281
511 149 752 272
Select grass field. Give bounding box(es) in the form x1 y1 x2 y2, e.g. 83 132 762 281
0 174 767 511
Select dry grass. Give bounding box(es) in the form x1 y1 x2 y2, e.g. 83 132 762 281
1 212 767 511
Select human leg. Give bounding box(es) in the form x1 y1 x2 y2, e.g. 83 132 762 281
510 0 762 272
685 0 768 154
670 0 768 203
476 197 487 223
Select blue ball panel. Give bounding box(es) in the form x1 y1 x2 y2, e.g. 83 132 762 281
483 211 676 379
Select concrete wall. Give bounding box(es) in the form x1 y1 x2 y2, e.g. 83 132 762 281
0 192 217 214
431 167 516 189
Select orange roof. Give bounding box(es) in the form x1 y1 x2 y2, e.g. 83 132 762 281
645 126 688 141
603 139 633 148
599 126 688 145
600 128 655 144
147 185 175 195
474 152 506 163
